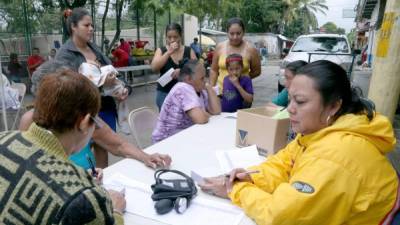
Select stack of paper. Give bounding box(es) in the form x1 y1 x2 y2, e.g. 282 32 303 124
216 145 265 173
157 68 175 87
272 109 289 119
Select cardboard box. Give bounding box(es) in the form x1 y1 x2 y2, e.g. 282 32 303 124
236 107 290 156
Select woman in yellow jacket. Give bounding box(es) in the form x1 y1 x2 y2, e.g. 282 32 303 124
200 60 399 225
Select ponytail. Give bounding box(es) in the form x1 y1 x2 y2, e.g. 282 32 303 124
338 86 375 121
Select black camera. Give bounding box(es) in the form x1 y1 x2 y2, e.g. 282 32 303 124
151 169 197 214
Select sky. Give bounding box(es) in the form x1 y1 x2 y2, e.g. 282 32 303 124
315 0 359 33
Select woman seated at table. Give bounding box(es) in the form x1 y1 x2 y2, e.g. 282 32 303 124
152 60 221 143
0 69 126 224
23 58 171 170
200 60 399 225
271 60 307 107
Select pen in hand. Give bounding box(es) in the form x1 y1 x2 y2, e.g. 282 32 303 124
225 170 260 181
86 154 98 177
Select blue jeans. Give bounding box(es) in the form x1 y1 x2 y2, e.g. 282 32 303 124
156 90 168 111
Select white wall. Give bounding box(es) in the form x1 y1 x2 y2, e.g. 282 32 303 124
182 13 199 47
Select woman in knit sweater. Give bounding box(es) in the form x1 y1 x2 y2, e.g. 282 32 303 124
0 69 125 224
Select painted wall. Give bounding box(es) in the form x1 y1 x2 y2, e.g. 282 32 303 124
182 13 199 47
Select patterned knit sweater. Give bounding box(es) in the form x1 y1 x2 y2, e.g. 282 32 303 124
0 123 124 224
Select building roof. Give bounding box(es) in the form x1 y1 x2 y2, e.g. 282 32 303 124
356 0 378 20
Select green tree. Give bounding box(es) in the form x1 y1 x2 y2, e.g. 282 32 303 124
336 27 345 35
283 0 328 38
322 22 346 34
322 22 338 33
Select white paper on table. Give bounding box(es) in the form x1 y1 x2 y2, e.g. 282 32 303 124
157 68 174 87
105 173 246 225
216 145 264 173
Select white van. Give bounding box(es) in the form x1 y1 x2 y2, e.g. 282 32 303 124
279 34 355 87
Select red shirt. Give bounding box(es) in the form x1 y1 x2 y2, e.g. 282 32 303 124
112 48 129 67
207 51 214 65
119 41 131 55
27 55 45 75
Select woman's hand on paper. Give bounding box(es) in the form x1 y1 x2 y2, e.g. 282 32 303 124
143 153 172 169
199 176 229 199
200 168 255 198
108 189 126 214
87 167 103 185
225 168 253 191
171 68 180 79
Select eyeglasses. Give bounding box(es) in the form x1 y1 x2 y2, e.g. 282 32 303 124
90 116 103 129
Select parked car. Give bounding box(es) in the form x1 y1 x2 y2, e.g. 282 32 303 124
279 34 358 89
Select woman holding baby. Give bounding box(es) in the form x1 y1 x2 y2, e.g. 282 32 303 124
52 7 171 168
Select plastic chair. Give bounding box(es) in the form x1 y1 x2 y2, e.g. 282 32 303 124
0 82 26 130
9 83 26 130
128 106 159 149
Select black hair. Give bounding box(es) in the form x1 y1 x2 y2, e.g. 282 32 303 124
194 37 198 41
286 60 308 74
178 59 200 81
225 53 243 68
226 17 245 32
165 23 183 37
297 60 374 121
66 7 90 35
9 53 18 60
120 38 124 42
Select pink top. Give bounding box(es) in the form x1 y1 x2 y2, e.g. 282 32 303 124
152 82 208 143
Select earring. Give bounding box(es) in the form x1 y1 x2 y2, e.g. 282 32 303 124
326 115 331 125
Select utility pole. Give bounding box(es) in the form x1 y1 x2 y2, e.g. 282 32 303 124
22 0 32 55
368 0 400 122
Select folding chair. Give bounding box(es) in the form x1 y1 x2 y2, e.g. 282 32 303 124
9 83 26 130
128 106 159 149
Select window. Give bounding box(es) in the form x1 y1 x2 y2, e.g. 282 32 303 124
291 37 349 53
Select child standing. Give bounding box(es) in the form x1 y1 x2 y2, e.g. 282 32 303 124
221 54 253 112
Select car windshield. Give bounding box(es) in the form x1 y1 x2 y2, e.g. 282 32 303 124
291 37 349 53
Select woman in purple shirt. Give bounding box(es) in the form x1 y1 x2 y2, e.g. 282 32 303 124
152 60 221 143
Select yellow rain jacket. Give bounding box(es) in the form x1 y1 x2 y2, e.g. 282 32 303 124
229 113 399 225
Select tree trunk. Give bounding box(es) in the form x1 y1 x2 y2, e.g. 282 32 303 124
107 0 124 55
101 0 111 52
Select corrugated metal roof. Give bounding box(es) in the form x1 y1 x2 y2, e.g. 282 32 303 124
357 0 378 20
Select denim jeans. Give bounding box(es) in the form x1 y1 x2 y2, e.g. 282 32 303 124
156 90 168 111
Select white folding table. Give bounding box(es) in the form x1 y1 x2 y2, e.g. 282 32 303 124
103 113 256 225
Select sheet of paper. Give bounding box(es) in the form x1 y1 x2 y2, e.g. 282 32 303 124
105 173 246 225
157 68 174 87
216 145 265 173
272 109 289 119
190 171 205 185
